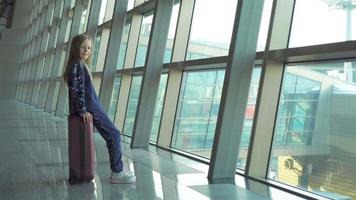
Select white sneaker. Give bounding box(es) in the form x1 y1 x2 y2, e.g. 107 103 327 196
110 170 136 184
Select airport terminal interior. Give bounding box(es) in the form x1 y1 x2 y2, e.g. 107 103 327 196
0 0 356 199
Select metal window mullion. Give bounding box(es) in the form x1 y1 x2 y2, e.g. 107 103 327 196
55 1 85 116
157 0 195 147
98 0 128 112
208 0 265 180
45 0 72 112
131 0 174 148
245 0 295 180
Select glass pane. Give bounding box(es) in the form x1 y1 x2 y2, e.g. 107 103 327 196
43 81 50 105
44 32 50 52
256 0 273 51
117 22 131 69
64 97 69 115
49 4 55 27
92 76 101 94
150 74 168 143
127 0 135 11
54 27 59 48
59 1 64 18
91 34 101 71
98 0 108 25
237 67 262 170
104 0 115 22
51 80 61 113
70 0 75 8
172 70 224 159
269 61 356 199
134 12 154 67
108 76 121 121
186 0 238 60
79 0 91 34
289 0 356 47
163 2 180 63
58 49 67 76
123 76 142 136
64 12 73 43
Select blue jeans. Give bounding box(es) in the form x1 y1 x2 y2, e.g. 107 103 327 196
92 110 123 173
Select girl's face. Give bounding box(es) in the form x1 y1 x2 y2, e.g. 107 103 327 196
80 39 92 60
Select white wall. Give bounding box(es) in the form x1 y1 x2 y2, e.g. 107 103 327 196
0 0 32 99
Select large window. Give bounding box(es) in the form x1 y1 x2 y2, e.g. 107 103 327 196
289 0 356 47
269 62 356 200
64 9 73 43
108 76 121 121
237 67 262 170
163 2 180 63
150 74 168 143
256 0 273 51
127 0 135 11
134 11 154 67
172 68 262 163
98 0 108 25
79 0 92 34
91 33 101 71
123 76 142 136
117 22 131 70
51 79 61 113
172 70 224 158
186 0 238 60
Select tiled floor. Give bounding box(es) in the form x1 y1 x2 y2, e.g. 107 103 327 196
0 100 309 200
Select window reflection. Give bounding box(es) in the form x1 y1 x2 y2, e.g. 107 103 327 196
238 67 261 170
163 2 180 63
186 0 238 60
98 0 108 25
135 12 154 67
123 76 142 136
91 34 101 71
117 22 131 69
290 0 356 47
269 62 356 200
79 0 91 34
150 74 168 143
172 70 225 158
127 0 135 11
172 68 261 163
108 76 121 121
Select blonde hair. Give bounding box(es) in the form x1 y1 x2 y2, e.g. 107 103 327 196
63 34 93 83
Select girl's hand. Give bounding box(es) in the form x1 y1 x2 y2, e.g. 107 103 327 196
81 112 93 124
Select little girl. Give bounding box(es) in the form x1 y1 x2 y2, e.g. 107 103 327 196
63 34 136 183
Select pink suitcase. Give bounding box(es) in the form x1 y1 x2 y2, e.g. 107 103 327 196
67 115 96 184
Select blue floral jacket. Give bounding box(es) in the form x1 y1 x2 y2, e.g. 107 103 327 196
67 59 103 115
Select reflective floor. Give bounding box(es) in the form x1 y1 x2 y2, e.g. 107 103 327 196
0 100 309 200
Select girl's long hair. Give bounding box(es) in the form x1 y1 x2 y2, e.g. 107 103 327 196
63 34 93 83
